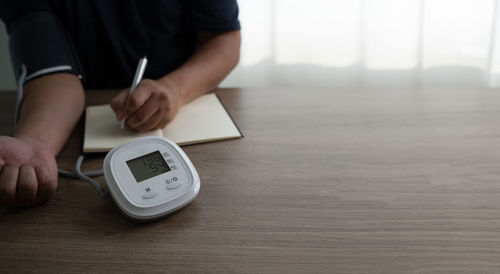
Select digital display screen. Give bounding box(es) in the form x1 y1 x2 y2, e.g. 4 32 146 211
126 151 171 183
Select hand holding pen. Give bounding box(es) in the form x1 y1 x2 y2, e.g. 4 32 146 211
110 57 183 132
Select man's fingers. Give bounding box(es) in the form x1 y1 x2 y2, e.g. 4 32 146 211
36 166 57 202
127 96 160 130
134 111 164 132
17 165 38 206
124 84 152 117
0 163 19 207
110 89 129 120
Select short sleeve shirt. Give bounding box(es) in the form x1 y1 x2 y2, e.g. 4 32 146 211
0 0 240 88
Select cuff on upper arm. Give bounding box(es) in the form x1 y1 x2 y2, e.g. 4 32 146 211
7 11 85 84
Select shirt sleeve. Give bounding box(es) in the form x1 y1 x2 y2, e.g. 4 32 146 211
0 1 84 83
184 0 240 32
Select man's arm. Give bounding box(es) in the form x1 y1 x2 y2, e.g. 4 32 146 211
16 73 85 155
0 73 85 208
159 30 241 105
110 30 241 132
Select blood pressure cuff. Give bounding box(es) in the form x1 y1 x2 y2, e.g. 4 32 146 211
8 12 84 83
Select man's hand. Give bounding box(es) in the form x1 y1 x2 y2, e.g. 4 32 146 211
110 79 183 132
0 136 58 208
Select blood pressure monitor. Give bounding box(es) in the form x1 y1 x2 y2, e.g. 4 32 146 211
103 136 200 221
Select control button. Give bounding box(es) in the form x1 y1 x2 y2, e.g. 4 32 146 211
166 181 182 190
166 159 174 164
162 152 170 157
166 177 178 184
170 165 178 170
142 191 159 199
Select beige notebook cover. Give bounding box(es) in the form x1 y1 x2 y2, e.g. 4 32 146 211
83 93 242 153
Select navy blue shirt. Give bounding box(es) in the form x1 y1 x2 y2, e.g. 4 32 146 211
0 0 240 88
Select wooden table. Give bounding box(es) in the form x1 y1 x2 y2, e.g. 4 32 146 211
1 87 500 273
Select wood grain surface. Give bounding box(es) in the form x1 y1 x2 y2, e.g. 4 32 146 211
1 87 500 273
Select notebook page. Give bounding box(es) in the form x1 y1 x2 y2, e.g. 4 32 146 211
162 93 241 146
83 105 162 153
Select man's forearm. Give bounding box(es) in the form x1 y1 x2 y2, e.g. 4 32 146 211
14 73 85 156
158 30 241 104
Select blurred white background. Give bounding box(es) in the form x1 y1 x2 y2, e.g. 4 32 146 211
223 0 500 88
1 0 500 90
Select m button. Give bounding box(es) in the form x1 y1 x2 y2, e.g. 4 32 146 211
143 191 159 199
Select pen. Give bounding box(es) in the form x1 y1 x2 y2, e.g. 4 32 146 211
121 56 148 130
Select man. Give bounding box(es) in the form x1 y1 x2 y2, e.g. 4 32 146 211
0 1 241 208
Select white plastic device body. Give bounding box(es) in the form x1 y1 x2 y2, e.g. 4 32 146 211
103 136 200 221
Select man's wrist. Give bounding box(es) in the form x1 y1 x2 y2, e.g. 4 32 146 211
14 133 58 157
157 75 188 105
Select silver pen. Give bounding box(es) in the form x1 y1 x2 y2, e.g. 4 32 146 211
121 56 148 130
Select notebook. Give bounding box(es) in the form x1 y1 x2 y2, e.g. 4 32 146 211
83 93 242 153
